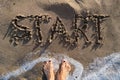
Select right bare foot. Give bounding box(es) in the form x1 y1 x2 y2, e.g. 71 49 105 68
56 60 71 80
43 60 55 80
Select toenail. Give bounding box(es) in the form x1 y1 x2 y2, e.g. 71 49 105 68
49 60 51 62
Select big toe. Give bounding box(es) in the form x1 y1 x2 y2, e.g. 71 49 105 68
61 60 71 71
65 62 71 71
49 60 53 67
43 60 53 71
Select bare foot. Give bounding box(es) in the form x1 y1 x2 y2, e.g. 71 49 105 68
56 60 71 80
43 60 55 80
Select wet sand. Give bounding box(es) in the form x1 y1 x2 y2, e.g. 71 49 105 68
0 0 120 79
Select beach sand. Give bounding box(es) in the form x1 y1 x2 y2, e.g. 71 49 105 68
0 0 120 79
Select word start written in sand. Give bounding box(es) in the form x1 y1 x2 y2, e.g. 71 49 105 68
3 11 110 50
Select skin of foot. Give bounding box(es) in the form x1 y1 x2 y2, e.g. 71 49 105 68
56 60 71 80
43 60 55 80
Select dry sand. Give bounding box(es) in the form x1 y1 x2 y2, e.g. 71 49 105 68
0 0 120 79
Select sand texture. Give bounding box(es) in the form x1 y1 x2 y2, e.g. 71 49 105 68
0 0 120 79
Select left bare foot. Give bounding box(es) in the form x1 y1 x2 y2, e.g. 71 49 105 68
43 60 55 80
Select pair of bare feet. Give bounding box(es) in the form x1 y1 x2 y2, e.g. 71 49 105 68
43 60 71 80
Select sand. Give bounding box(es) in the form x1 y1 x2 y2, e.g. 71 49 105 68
0 0 120 79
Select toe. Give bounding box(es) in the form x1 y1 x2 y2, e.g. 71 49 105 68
65 62 71 71
49 60 54 68
61 60 66 68
43 61 49 69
